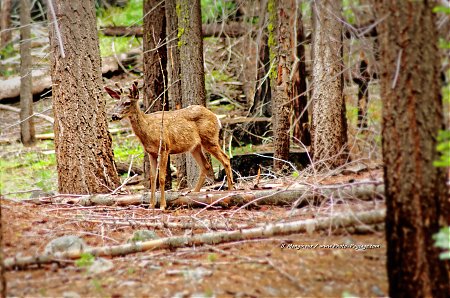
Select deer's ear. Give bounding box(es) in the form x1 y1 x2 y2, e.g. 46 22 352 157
105 87 121 99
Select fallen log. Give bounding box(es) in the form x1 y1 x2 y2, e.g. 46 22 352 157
3 208 385 270
101 22 250 38
36 181 384 208
0 51 140 102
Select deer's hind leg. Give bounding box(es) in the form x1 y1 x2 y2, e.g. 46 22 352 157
158 150 169 210
190 145 211 192
148 153 158 208
204 145 233 190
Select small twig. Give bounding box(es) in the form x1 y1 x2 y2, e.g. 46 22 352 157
46 0 65 58
392 49 403 89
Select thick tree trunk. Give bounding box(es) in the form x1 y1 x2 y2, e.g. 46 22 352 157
291 2 310 146
19 0 35 147
166 0 187 189
270 0 294 171
177 0 214 187
0 196 6 297
142 0 171 190
48 0 120 194
310 0 348 170
375 1 450 297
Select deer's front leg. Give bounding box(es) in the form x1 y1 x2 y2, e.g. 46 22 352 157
148 153 158 209
158 150 169 210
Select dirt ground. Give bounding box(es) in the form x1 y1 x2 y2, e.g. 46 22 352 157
1 195 388 298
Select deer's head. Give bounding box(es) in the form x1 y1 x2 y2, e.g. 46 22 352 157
105 81 139 121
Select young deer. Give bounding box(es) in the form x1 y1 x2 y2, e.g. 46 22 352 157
105 82 233 210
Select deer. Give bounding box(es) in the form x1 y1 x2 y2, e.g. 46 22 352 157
105 81 233 210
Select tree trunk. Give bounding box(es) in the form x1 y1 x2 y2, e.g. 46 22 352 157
352 52 370 129
177 0 214 187
0 0 12 47
291 1 310 146
142 0 171 190
166 0 187 189
19 0 36 147
375 2 450 297
0 196 6 297
269 0 293 172
310 0 348 170
48 0 120 194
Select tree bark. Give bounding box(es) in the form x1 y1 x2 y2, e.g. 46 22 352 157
291 1 310 146
375 1 450 297
0 196 6 297
310 0 348 170
166 0 187 189
142 0 171 190
19 0 36 147
177 0 214 187
48 0 120 194
0 0 12 47
270 0 293 172
352 53 371 129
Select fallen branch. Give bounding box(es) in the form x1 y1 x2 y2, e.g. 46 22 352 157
45 181 384 208
101 22 250 38
3 208 385 270
0 104 54 124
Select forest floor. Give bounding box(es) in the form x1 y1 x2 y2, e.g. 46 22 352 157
2 195 388 297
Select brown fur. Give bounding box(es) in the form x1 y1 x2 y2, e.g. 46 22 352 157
105 82 233 210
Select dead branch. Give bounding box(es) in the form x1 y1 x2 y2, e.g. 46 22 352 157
3 208 385 270
101 22 250 38
33 181 384 208
0 104 54 124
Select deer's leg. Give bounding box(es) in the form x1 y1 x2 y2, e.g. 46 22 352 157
190 145 210 192
148 153 158 208
205 145 234 190
158 150 169 210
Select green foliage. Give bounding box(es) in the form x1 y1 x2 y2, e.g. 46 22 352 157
0 150 57 198
433 130 450 168
0 43 15 60
97 0 142 26
342 0 358 25
438 38 450 50
433 226 450 260
97 0 142 57
113 137 143 162
98 34 141 57
433 5 450 14
342 291 358 298
75 253 95 268
207 253 218 262
0 44 17 77
201 0 237 23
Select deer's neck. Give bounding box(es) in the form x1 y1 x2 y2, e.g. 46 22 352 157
128 104 153 143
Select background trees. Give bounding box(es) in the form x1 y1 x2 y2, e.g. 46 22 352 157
48 0 120 194
310 0 348 170
19 0 35 146
374 1 449 296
